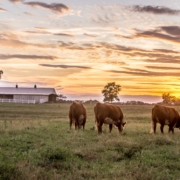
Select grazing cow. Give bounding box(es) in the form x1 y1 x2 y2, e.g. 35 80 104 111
94 102 126 134
69 101 87 130
151 104 180 134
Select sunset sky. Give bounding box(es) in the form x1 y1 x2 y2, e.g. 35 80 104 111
1 0 180 103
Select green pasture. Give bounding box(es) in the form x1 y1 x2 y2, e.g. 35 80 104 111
0 103 180 180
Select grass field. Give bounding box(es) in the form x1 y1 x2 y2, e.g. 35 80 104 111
0 103 180 180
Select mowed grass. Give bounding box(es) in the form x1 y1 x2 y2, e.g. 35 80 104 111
0 103 180 180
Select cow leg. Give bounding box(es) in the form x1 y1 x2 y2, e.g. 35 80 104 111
117 124 123 133
82 123 85 130
97 122 103 134
160 124 164 133
168 126 174 133
70 118 73 130
150 120 156 133
75 121 78 130
83 118 86 130
109 124 113 133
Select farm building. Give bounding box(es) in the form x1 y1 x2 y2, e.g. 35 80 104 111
0 85 57 104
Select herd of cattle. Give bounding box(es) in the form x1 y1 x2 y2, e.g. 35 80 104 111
69 101 180 134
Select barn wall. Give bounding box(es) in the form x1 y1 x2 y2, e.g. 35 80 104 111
48 94 57 102
14 95 49 103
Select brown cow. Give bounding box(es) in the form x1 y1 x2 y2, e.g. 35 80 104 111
151 104 180 134
94 102 126 134
69 101 87 130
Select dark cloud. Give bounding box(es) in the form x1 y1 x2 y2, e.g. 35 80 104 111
107 68 180 77
57 40 180 66
160 26 180 36
0 8 6 12
144 56 180 64
0 54 56 60
130 5 180 15
146 66 180 70
39 64 91 69
117 28 180 45
24 2 70 14
54 33 74 37
135 30 180 41
24 12 33 16
58 41 92 50
58 40 177 56
138 82 180 87
9 0 23 3
24 30 51 34
153 48 179 54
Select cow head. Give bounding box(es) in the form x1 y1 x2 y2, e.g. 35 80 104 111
175 120 180 129
117 121 126 132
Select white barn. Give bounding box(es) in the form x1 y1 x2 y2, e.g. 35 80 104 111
0 85 57 104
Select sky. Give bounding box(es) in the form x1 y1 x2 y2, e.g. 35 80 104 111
1 0 180 103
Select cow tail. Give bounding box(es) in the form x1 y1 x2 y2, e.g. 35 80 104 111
150 108 154 133
94 106 98 130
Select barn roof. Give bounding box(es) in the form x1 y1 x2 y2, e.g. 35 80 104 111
0 87 57 95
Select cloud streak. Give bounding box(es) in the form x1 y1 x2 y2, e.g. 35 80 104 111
146 66 180 70
130 5 180 15
9 0 22 3
0 8 6 12
39 64 91 69
54 33 74 37
24 2 70 14
107 68 180 77
160 26 180 36
0 36 55 49
0 54 56 60
84 33 98 37
116 26 180 45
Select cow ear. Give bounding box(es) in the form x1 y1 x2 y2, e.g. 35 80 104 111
123 122 126 126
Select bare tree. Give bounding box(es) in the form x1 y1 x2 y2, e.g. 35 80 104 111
57 94 67 101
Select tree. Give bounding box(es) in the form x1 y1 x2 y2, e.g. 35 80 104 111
57 94 67 101
0 70 3 79
162 92 174 104
102 82 121 103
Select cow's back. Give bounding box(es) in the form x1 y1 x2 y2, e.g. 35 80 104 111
70 101 86 119
152 104 178 125
69 101 87 129
95 102 122 121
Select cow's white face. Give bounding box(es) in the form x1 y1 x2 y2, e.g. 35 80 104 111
119 122 126 132
78 114 84 125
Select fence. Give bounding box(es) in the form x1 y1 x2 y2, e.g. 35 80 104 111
0 99 36 104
